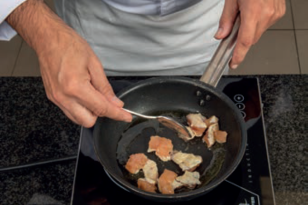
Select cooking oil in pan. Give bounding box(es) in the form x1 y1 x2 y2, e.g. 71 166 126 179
116 110 226 193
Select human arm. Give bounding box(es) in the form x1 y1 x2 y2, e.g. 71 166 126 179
215 0 286 69
6 0 132 127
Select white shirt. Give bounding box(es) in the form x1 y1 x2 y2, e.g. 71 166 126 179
0 0 201 41
0 0 26 41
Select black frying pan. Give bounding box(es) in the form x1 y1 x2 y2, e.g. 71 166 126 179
93 17 246 202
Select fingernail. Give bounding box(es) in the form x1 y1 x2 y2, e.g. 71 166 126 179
230 64 238 69
214 28 223 38
112 96 124 106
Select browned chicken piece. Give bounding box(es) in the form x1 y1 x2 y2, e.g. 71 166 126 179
143 159 158 185
171 151 202 172
158 169 178 194
148 136 173 161
202 123 219 148
204 115 219 127
125 153 148 174
174 171 201 189
186 113 207 137
137 178 157 193
214 130 228 143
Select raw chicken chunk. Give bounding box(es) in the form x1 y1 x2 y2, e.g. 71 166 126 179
214 130 228 143
137 178 157 193
171 151 202 172
143 159 158 185
203 123 219 148
186 113 207 137
174 171 201 189
125 153 148 174
148 136 173 161
158 169 178 194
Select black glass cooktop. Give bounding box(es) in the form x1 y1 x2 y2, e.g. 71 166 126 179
71 77 275 205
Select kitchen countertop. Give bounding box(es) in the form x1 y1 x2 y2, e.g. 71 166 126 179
0 75 307 205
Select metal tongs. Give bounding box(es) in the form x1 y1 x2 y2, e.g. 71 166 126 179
200 16 241 87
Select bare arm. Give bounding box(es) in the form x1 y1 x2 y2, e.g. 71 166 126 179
7 0 66 54
7 0 132 127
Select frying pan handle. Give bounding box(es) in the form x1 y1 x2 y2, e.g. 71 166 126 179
200 15 241 87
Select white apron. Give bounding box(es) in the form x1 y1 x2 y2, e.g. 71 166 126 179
54 0 224 76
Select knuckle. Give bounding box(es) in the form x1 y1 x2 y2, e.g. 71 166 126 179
265 7 275 18
232 53 244 65
51 91 63 104
93 105 108 117
62 78 80 96
101 84 113 95
75 114 96 128
239 39 253 48
81 117 97 128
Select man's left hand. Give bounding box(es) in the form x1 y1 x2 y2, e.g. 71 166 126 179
215 0 286 69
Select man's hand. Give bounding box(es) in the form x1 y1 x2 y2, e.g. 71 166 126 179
7 0 132 127
215 0 286 69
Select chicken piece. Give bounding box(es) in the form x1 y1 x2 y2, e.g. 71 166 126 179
214 130 228 143
143 159 158 185
158 169 178 194
125 153 148 174
171 151 202 172
174 171 201 189
148 136 173 161
203 123 219 148
137 178 157 193
186 113 207 137
172 179 184 190
204 115 219 127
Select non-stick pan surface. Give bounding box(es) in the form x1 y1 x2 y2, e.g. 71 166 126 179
93 77 246 202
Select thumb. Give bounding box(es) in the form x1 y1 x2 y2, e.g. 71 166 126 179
88 56 124 108
215 0 239 39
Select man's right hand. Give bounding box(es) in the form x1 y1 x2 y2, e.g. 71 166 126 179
7 0 132 127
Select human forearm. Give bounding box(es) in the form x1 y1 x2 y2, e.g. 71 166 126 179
6 0 74 54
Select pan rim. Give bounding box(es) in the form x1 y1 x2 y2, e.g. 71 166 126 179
93 76 247 200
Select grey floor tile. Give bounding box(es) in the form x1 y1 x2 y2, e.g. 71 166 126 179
291 0 308 29
12 41 41 76
270 0 294 30
295 30 308 74
229 30 300 75
0 35 22 76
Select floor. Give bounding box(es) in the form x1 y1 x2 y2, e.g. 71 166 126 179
0 0 307 76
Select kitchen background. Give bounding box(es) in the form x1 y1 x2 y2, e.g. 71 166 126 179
0 1 307 204
0 0 307 76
